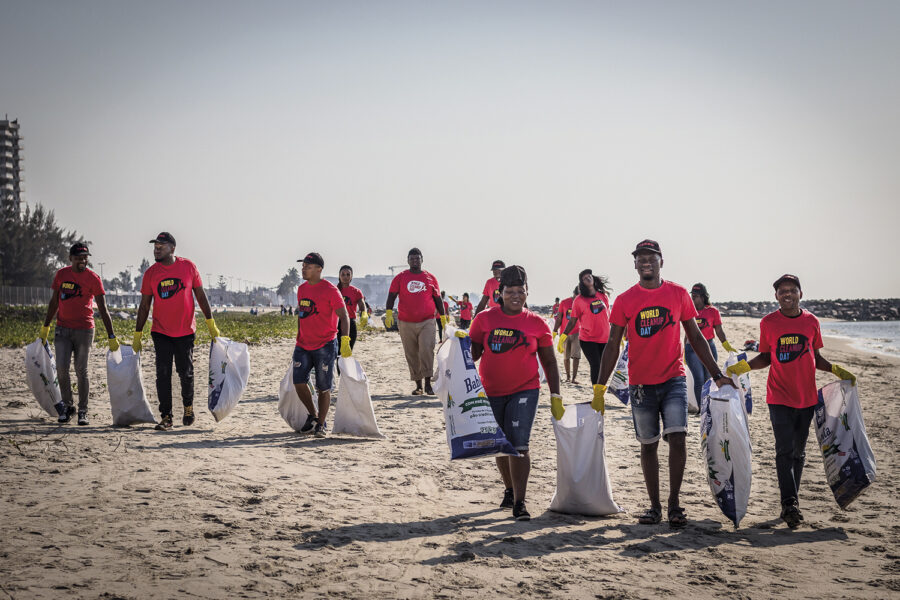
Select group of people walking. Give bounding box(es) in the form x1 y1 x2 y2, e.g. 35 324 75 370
38 234 858 528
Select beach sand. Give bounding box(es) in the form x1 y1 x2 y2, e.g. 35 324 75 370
1 316 897 599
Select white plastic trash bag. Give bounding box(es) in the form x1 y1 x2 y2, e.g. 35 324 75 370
107 345 156 426
24 338 62 417
549 402 622 516
814 380 876 509
609 342 630 405
724 352 753 415
279 364 311 431
700 377 752 527
208 337 251 422
433 327 517 459
334 357 384 438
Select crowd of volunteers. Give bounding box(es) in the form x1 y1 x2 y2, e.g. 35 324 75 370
38 235 858 527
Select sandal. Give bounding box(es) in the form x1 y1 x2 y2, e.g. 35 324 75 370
668 506 687 528
637 507 662 524
411 388 425 396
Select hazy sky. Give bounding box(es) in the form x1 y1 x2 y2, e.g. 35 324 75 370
3 0 898 303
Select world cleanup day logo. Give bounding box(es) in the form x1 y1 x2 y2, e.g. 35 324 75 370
60 281 83 300
636 306 675 338
297 298 319 319
776 333 809 363
157 278 185 300
488 328 527 354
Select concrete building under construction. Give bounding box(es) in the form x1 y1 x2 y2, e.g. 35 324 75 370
1 117 24 211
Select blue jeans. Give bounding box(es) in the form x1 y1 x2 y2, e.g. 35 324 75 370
629 376 688 444
685 338 717 403
292 340 337 392
488 388 540 452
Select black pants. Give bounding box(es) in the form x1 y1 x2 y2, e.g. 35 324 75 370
459 318 471 329
579 341 607 385
151 332 195 417
436 318 443 341
768 403 816 506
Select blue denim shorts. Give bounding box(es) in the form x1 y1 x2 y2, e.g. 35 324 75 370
488 388 540 452
292 341 337 392
629 376 688 444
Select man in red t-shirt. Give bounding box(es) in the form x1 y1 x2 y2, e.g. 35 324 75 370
726 274 855 527
594 239 733 528
384 248 446 396
553 288 581 383
40 242 118 426
292 252 351 438
474 259 505 315
134 232 222 431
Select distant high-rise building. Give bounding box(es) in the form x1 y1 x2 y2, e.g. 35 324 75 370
1 117 24 211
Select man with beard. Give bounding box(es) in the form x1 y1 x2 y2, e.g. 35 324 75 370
40 242 118 426
134 232 221 431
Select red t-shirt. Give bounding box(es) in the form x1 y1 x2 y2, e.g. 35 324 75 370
52 267 105 330
609 281 697 385
557 297 579 335
141 257 202 337
551 302 560 316
482 277 501 308
759 309 823 409
695 305 723 341
338 285 364 319
571 292 611 343
469 308 553 397
459 301 473 320
295 279 344 350
388 270 441 323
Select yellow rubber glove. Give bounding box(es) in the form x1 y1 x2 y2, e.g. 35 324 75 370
206 318 221 340
358 312 368 328
384 309 394 329
726 359 751 377
592 384 606 414
440 315 449 329
722 340 738 354
39 325 50 344
133 330 143 353
556 333 568 354
108 336 120 352
553 331 558 342
831 364 857 386
550 394 565 420
454 330 468 338
339 335 352 358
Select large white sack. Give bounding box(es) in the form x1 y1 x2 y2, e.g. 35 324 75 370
686 355 700 415
106 345 156 426
334 357 384 438
549 402 622 516
700 377 752 527
724 352 753 415
23 339 62 417
433 326 518 459
207 337 251 423
608 342 630 405
814 380 876 509
278 364 311 431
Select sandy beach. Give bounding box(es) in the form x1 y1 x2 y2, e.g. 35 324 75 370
1 316 897 599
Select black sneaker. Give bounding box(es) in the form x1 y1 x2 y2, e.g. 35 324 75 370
57 404 75 424
77 411 89 426
300 414 317 434
155 414 174 431
781 503 803 528
500 488 514 509
314 421 328 438
513 501 531 521
182 405 195 426
55 401 67 422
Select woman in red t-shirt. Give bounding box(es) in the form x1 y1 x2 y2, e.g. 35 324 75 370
336 265 368 350
450 293 474 329
466 266 560 521
683 283 739 406
558 268 611 385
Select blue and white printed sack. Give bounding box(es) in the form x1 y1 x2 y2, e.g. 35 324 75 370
814 380 876 509
433 327 518 460
700 377 752 527
608 342 630 405
24 338 62 417
208 337 250 422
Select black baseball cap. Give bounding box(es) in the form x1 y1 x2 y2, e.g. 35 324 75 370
69 242 90 256
149 232 176 246
491 259 506 270
298 252 324 267
773 274 801 291
408 247 422 257
632 239 662 256
690 283 708 296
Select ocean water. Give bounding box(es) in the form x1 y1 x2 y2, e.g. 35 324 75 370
820 320 900 358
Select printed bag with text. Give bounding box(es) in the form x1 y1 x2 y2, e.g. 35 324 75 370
608 342 630 405
208 337 251 422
